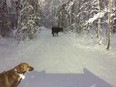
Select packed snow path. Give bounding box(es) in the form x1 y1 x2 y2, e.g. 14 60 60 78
0 28 116 87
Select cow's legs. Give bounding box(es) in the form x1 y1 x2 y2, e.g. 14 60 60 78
52 34 54 36
52 32 59 37
52 31 54 36
56 33 58 36
53 33 55 36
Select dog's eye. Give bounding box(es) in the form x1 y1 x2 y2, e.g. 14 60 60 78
27 66 30 68
21 65 25 68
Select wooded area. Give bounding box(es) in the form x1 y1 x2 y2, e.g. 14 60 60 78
0 0 116 49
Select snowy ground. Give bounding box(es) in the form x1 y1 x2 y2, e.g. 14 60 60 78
0 27 116 87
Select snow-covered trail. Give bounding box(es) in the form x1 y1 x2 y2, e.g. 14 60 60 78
0 28 116 87
12 29 113 73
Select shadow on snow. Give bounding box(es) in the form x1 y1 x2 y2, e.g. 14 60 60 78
18 68 112 87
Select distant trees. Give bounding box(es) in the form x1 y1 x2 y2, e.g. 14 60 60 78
0 0 11 37
0 0 22 37
0 0 44 40
10 0 21 29
16 0 41 41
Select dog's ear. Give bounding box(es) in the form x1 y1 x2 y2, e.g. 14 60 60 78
14 64 22 73
14 63 26 73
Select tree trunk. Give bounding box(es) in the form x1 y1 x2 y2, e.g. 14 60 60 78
106 0 112 50
97 0 101 38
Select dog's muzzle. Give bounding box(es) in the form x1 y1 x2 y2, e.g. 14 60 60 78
29 67 34 71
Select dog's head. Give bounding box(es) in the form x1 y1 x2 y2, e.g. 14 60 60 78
14 63 34 74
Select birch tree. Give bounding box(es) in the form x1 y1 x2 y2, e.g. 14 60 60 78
97 0 101 38
106 0 112 50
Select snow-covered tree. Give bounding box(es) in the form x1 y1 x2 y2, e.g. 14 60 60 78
57 0 101 34
111 0 116 33
57 0 76 31
16 0 41 41
57 3 70 29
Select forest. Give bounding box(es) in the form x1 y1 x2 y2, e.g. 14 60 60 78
0 0 116 50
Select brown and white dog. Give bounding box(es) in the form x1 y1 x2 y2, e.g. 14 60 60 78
0 63 34 87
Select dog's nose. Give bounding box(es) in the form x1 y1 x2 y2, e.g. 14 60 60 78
30 67 34 71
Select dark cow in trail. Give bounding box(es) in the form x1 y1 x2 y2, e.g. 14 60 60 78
51 27 63 36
